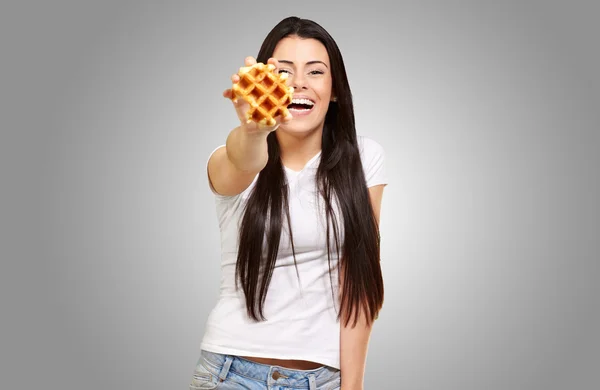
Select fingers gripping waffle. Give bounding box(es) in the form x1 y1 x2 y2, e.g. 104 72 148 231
231 63 294 127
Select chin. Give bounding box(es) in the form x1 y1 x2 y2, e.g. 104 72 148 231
278 122 323 136
280 113 326 134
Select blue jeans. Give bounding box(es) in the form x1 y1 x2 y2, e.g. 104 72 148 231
189 350 341 390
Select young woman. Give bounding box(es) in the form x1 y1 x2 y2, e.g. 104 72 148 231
189 16 388 390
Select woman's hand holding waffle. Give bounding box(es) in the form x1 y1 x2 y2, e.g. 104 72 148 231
223 56 293 134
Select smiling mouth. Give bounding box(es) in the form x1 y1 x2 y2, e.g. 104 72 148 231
288 98 315 112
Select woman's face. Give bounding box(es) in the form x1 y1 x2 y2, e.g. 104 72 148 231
272 36 334 135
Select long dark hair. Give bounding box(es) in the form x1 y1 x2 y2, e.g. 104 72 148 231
235 16 383 327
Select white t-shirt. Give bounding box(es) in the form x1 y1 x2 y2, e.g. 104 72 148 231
199 135 388 370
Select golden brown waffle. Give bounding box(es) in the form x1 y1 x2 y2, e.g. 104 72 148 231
231 62 294 128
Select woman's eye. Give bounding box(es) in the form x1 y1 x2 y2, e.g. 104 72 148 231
309 70 324 75
278 69 291 74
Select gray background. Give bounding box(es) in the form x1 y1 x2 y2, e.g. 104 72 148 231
1 1 598 389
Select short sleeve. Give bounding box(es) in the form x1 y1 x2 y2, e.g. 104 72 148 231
206 144 226 196
359 136 388 188
205 144 258 204
206 144 246 204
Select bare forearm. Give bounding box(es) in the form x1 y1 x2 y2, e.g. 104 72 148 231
339 186 385 389
225 125 270 173
339 261 374 390
340 309 373 390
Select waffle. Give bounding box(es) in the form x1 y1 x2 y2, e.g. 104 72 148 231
231 62 294 128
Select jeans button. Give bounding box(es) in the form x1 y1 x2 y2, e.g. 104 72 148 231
272 371 281 380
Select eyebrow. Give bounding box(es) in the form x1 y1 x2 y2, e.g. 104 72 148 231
278 60 329 68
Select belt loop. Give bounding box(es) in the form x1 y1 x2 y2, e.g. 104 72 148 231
218 355 233 381
308 373 317 390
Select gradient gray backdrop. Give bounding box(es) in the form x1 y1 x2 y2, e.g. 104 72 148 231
2 1 599 389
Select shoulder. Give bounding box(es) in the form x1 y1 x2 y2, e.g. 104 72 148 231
357 135 388 188
357 135 386 169
358 135 385 157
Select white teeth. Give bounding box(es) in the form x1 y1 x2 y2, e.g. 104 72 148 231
291 98 314 106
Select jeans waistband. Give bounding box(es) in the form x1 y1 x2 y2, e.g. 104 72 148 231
199 349 339 389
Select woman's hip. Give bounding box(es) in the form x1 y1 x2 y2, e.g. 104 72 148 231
189 350 341 390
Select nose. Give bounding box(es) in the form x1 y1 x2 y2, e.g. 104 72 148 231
290 73 307 90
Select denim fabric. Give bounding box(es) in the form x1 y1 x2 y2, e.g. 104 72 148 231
189 350 341 390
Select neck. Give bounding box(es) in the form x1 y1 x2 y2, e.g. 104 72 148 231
276 128 323 169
